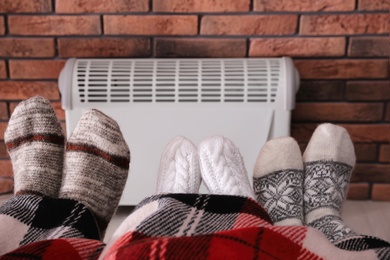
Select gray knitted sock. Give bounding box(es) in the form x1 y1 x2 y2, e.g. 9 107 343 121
156 136 201 194
303 123 357 243
59 109 130 234
253 137 304 226
4 96 64 197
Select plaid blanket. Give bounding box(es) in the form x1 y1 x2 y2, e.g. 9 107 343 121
0 195 101 255
1 194 390 259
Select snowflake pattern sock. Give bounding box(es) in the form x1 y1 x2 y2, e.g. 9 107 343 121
303 123 357 243
156 136 201 194
253 137 304 226
198 136 254 198
4 96 64 197
59 109 130 236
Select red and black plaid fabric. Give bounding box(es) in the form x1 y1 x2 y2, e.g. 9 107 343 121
2 194 390 259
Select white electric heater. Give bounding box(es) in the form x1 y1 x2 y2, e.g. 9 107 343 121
59 58 300 205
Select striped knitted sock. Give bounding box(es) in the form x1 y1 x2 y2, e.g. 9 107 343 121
4 96 64 197
59 109 130 236
253 137 304 226
303 123 358 243
156 136 201 194
198 136 254 198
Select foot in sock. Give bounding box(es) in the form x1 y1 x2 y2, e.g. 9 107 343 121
59 109 130 236
303 123 357 243
198 136 254 198
156 136 201 194
4 96 64 197
253 137 304 226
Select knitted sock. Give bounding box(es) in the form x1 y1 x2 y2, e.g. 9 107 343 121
253 137 304 226
156 136 201 194
198 136 254 198
4 96 64 197
303 123 357 243
59 109 130 236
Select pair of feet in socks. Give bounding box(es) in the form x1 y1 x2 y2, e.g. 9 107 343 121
156 136 254 199
4 96 130 236
254 124 356 246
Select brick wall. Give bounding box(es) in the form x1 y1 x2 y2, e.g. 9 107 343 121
0 0 389 200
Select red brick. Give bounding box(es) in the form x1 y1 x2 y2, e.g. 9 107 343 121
349 37 389 57
0 102 7 120
104 15 197 35
296 81 344 101
250 37 345 57
0 16 4 35
57 0 148 13
0 178 13 194
254 0 355 11
386 103 390 122
9 60 65 80
346 81 390 101
58 38 150 58
295 60 389 79
9 101 65 121
0 0 51 13
155 38 247 58
0 123 6 140
372 184 390 201
0 142 8 159
0 81 59 100
154 0 250 12
379 145 390 163
201 15 297 35
355 144 378 162
292 103 383 122
0 38 55 57
9 16 101 35
359 0 389 10
292 124 390 143
347 183 370 200
0 60 6 79
352 164 390 182
300 14 388 35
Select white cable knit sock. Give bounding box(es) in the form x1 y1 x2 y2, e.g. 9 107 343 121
303 123 357 243
156 136 201 194
198 136 254 198
253 137 304 226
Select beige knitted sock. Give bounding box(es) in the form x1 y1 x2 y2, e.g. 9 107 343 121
59 109 130 235
303 123 357 243
156 136 201 194
253 137 304 226
4 96 64 197
198 136 254 198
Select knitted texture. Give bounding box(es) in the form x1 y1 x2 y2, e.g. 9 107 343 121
59 109 130 234
198 136 254 198
253 137 304 226
4 96 64 197
156 136 201 194
303 124 357 244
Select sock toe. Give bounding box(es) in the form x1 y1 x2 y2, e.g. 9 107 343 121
303 123 355 166
199 136 254 198
254 137 303 178
156 136 201 194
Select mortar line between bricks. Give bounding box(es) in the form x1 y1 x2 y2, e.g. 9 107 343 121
4 34 388 39
3 10 388 16
51 0 56 12
3 14 9 35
